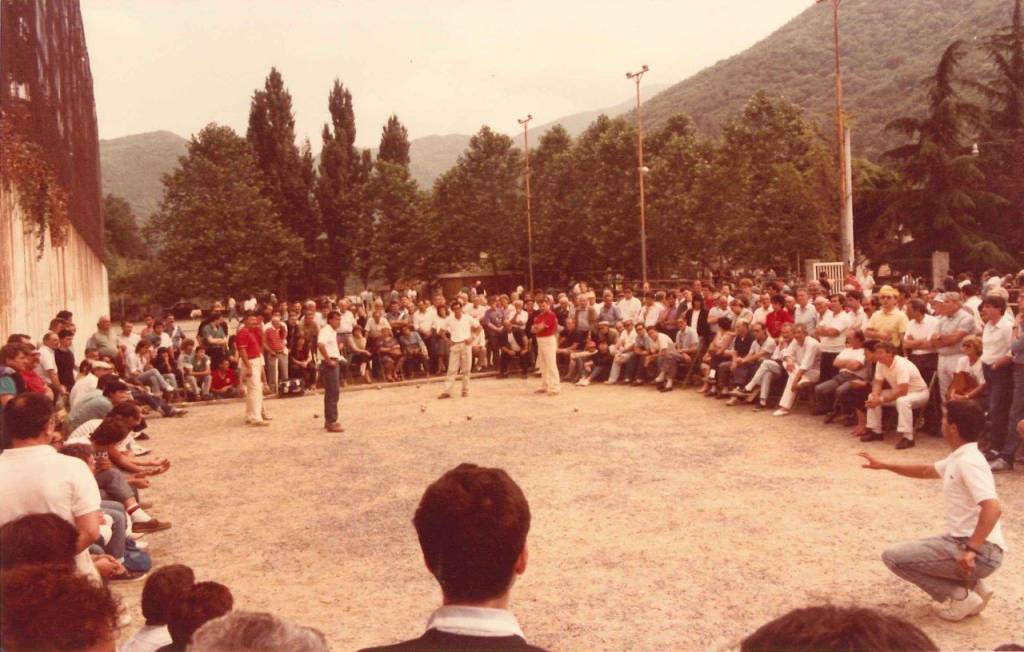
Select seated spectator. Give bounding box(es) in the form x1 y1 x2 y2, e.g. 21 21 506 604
0 563 122 652
740 604 937 651
126 341 175 401
816 329 868 423
764 294 792 339
398 325 429 378
862 340 930 449
948 335 986 406
378 327 404 382
153 347 182 400
605 320 639 384
714 319 754 396
724 322 776 403
576 338 614 386
68 359 114 409
499 325 531 379
209 358 241 399
1 341 33 415
655 318 701 392
0 512 78 570
0 393 102 577
288 334 317 388
160 581 235 652
121 564 196 652
641 325 673 385
358 463 548 652
189 611 329 652
699 317 734 395
772 324 822 417
740 323 796 410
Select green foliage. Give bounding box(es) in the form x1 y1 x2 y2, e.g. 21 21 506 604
102 194 146 260
378 115 411 167
148 124 302 302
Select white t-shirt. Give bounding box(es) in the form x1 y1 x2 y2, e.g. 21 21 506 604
954 355 986 387
317 324 341 360
412 310 435 335
749 335 776 359
847 307 867 331
649 332 673 353
751 306 771 326
120 624 172 652
69 373 99 408
0 445 101 575
337 311 356 334
981 316 1014 365
442 314 480 343
934 443 1007 550
874 355 928 394
615 297 642 323
834 347 868 380
818 310 853 353
38 344 57 373
118 332 140 352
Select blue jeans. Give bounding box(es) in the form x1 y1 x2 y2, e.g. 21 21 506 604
320 361 340 426
100 500 127 561
1004 364 1024 462
882 535 1003 602
984 363 1014 457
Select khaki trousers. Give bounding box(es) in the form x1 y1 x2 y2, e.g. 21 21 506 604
245 357 264 422
536 335 560 393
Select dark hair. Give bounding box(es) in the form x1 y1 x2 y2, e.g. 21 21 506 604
981 295 1007 312
61 443 93 464
770 294 785 307
6 334 31 344
848 329 865 344
168 581 234 645
863 340 879 353
0 563 122 651
718 317 733 332
327 310 341 320
846 289 863 302
946 400 986 442
874 341 896 354
1 342 26 363
109 401 142 420
91 420 130 446
0 514 77 569
907 298 927 315
142 564 196 625
413 463 531 602
56 310 73 320
102 379 131 398
741 605 937 651
3 393 53 441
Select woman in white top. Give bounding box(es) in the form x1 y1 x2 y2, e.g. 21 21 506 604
949 336 986 403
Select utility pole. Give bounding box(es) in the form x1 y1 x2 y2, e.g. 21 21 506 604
518 114 534 292
626 64 649 288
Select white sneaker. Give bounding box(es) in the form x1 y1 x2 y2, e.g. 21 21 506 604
654 373 665 384
973 579 994 615
933 590 983 621
580 378 590 386
772 408 789 417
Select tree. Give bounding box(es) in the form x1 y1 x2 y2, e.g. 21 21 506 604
529 125 589 284
883 42 1013 270
378 115 411 166
247 67 318 295
102 194 146 260
149 124 302 302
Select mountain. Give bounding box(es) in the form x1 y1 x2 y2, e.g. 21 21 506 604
100 131 187 222
514 83 671 143
639 0 1014 159
407 134 472 187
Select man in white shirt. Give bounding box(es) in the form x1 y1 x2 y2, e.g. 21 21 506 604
36 331 63 397
792 289 819 334
845 290 868 330
815 294 853 383
751 294 773 327
68 359 114 408
0 393 101 579
606 321 639 384
931 292 976 404
615 288 642 324
317 311 344 433
979 295 1015 470
815 329 868 421
773 325 822 416
862 341 931 449
904 298 940 385
860 400 1006 622
438 301 480 399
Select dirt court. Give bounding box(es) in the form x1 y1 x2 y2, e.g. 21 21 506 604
112 377 1023 651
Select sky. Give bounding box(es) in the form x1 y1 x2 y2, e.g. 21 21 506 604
82 0 815 149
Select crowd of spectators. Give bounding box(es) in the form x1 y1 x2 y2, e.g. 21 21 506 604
0 266 1021 650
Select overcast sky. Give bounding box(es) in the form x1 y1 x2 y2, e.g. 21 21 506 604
82 0 814 148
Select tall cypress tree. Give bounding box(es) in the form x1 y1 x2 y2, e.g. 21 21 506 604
316 79 360 291
378 115 411 166
247 67 317 295
369 115 420 287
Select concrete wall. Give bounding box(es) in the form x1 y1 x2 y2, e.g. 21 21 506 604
0 185 109 359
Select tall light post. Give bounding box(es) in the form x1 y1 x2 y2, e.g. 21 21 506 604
626 64 650 288
518 114 534 292
818 0 855 271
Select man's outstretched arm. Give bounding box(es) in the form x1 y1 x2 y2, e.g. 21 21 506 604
858 452 941 479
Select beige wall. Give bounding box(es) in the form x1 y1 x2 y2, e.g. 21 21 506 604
0 185 109 359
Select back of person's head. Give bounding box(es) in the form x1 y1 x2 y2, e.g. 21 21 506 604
3 392 53 441
414 463 531 603
189 611 328 652
91 420 130 446
0 563 121 652
740 605 937 652
61 443 93 465
946 400 986 442
0 514 77 569
101 378 130 398
141 563 195 625
167 581 234 646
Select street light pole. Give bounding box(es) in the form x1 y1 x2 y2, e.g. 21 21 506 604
518 114 534 292
818 0 854 271
626 64 649 288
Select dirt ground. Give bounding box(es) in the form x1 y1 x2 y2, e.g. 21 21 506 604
111 377 1023 651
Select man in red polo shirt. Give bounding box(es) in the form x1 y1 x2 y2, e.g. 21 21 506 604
531 296 560 396
236 312 270 426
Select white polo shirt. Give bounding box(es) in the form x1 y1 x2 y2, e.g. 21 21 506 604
934 443 1007 550
337 311 356 335
442 313 480 343
874 355 928 394
317 324 342 360
68 372 99 408
818 310 852 353
981 316 1014 365
616 296 642 323
904 314 939 356
412 309 435 335
835 346 868 379
0 444 101 574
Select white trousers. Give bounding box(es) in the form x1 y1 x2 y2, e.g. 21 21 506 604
779 369 821 409
536 335 560 393
443 342 472 393
867 389 931 438
937 354 963 405
245 357 264 422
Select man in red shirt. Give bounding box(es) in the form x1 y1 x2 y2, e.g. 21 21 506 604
236 313 269 426
531 296 560 396
764 294 793 339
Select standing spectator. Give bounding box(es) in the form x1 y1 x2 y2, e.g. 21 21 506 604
0 393 102 578
163 315 185 353
792 289 818 334
931 292 976 404
36 331 63 398
358 463 548 652
615 287 641 323
862 342 930 449
437 301 480 399
1 342 31 415
860 400 1005 622
200 313 229 369
595 292 621 326
263 312 289 393
1005 311 1024 472
55 329 77 394
904 298 939 385
87 315 120 361
236 313 269 427
764 294 792 339
815 294 853 383
865 285 909 346
531 297 559 396
317 311 344 433
980 295 1016 471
